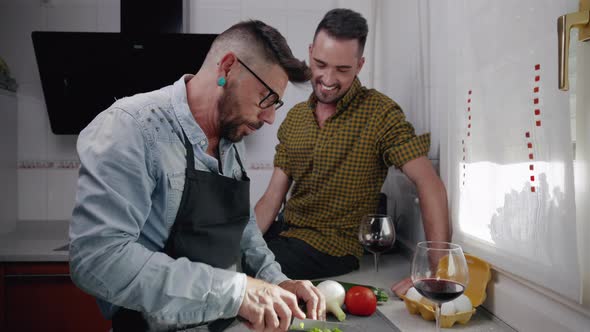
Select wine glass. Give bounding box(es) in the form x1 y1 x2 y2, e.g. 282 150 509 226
358 214 396 273
411 241 469 332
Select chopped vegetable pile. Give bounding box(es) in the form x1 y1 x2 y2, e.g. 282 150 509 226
307 328 343 332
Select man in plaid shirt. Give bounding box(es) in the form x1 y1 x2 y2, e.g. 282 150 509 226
255 9 449 296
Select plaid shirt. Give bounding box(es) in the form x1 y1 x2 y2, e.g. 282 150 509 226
274 77 430 258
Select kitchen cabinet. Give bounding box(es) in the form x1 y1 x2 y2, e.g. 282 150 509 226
0 262 111 332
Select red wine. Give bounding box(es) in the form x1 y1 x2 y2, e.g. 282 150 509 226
362 240 392 253
414 278 465 303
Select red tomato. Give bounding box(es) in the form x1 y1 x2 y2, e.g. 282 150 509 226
345 286 377 316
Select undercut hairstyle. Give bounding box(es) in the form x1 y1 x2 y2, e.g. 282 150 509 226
314 8 369 56
207 20 310 83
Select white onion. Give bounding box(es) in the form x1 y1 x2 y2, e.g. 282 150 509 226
316 280 346 321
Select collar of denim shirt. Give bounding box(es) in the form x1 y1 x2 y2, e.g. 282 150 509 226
170 75 243 176
171 74 209 148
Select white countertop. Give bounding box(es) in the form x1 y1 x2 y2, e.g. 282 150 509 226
0 220 70 262
0 222 515 331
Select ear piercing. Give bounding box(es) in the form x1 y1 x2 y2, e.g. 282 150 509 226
217 77 226 87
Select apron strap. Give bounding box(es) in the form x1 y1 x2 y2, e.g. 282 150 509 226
181 129 247 179
181 130 195 171
232 145 247 176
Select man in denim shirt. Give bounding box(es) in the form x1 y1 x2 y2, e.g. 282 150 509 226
70 20 325 332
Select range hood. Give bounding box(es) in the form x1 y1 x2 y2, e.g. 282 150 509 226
32 31 216 135
31 0 216 135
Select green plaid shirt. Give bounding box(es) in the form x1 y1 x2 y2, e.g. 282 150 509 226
274 78 430 258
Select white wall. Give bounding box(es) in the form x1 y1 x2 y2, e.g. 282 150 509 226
0 0 120 222
0 90 18 232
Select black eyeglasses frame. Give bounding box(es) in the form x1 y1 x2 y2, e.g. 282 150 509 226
236 58 284 110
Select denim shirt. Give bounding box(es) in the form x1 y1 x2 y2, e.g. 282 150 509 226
69 75 288 327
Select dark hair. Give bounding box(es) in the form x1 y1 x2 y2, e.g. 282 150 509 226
314 8 368 55
216 20 310 83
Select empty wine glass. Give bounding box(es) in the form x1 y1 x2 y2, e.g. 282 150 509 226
411 241 469 332
358 214 395 273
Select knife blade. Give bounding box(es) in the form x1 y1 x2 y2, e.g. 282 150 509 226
289 317 348 331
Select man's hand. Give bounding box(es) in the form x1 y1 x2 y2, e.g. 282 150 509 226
391 277 413 298
238 277 305 331
279 280 326 320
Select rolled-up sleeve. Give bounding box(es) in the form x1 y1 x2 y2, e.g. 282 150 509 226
377 104 431 168
69 108 246 325
273 119 291 177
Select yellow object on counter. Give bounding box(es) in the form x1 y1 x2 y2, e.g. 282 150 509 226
400 253 492 328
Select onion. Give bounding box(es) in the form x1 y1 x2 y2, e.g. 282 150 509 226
316 280 346 321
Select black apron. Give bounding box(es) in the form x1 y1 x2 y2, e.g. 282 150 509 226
112 131 250 332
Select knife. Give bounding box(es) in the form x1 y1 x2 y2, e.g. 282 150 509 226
289 317 349 331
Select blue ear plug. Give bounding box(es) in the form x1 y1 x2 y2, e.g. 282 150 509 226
217 77 226 87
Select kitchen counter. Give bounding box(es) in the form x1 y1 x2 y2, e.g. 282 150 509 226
228 251 516 332
0 220 70 262
0 222 515 331
328 253 516 332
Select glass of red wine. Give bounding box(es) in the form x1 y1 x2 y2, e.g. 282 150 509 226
358 214 396 273
411 241 469 332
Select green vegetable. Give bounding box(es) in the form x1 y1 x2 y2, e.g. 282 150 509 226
313 280 389 303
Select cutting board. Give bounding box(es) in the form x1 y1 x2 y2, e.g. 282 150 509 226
224 309 401 332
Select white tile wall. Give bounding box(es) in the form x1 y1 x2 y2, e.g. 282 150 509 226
46 4 97 32
97 0 120 32
17 90 48 160
46 134 78 161
1 0 118 221
240 9 287 34
18 169 49 220
189 7 240 33
285 11 324 59
0 91 18 233
47 169 79 220
0 1 45 86
286 0 336 11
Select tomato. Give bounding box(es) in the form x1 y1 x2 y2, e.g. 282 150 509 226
344 285 377 316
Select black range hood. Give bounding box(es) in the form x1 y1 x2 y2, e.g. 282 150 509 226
32 0 217 135
32 31 216 135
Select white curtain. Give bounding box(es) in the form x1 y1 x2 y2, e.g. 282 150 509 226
430 0 582 302
575 38 590 308
370 0 438 160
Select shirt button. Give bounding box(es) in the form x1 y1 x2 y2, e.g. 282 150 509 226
200 140 206 146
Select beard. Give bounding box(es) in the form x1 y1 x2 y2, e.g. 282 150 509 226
218 86 263 142
311 78 346 104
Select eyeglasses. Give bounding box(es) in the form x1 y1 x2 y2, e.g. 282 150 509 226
236 58 284 110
